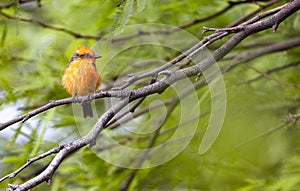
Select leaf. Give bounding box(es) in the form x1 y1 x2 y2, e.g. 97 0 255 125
30 107 56 157
0 78 16 103
119 0 134 27
137 0 146 12
2 155 26 163
7 124 23 147
0 24 7 47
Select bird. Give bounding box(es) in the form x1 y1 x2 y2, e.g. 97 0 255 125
62 46 101 118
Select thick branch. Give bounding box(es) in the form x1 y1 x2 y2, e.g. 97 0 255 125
4 1 286 131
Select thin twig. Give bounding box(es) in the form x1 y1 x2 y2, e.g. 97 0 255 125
228 0 282 27
116 1 289 90
0 0 252 42
119 100 179 191
0 90 128 131
240 60 300 85
0 0 42 9
114 31 231 90
176 0 256 29
116 0 126 7
204 0 284 33
203 26 244 33
235 113 300 149
241 4 285 26
0 10 103 40
0 145 64 183
221 36 300 72
106 77 157 127
245 64 300 88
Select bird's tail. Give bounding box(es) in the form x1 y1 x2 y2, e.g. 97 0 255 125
82 102 93 118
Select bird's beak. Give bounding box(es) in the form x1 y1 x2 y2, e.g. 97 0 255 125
94 56 102 59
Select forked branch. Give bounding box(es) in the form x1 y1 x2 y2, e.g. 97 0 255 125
1 0 300 190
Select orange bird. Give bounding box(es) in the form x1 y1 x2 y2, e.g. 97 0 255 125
62 46 101 118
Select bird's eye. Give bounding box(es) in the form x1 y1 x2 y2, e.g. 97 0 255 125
68 53 82 64
84 53 93 58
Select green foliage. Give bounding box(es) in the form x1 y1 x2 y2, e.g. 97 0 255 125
0 0 300 190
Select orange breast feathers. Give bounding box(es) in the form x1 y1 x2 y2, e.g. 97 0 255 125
62 46 101 96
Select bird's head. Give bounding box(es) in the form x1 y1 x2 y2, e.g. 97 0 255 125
68 46 101 64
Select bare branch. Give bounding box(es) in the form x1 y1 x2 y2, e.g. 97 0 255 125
0 0 42 9
234 113 300 149
203 26 244 33
285 113 300 122
241 3 285 26
177 0 258 29
119 100 179 191
111 0 276 43
0 90 126 131
228 0 282 27
2 0 300 190
203 2 285 34
240 60 300 84
245 64 300 88
0 145 64 183
116 0 126 7
1 30 224 131
114 31 231 90
222 36 300 72
0 0 262 42
0 10 103 40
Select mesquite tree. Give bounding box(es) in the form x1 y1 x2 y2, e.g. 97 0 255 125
0 0 300 190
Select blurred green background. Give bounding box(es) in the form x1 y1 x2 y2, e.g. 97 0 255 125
1 0 300 190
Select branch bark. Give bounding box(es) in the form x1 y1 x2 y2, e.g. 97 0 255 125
2 0 300 190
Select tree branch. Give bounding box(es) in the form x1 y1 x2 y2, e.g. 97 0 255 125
119 99 179 191
0 91 117 131
239 60 300 85
0 145 64 183
0 0 268 42
0 28 227 131
114 30 231 90
0 10 103 40
176 0 259 29
3 0 300 190
245 64 300 88
228 0 282 27
203 2 285 33
222 36 300 72
234 113 300 149
0 0 42 9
